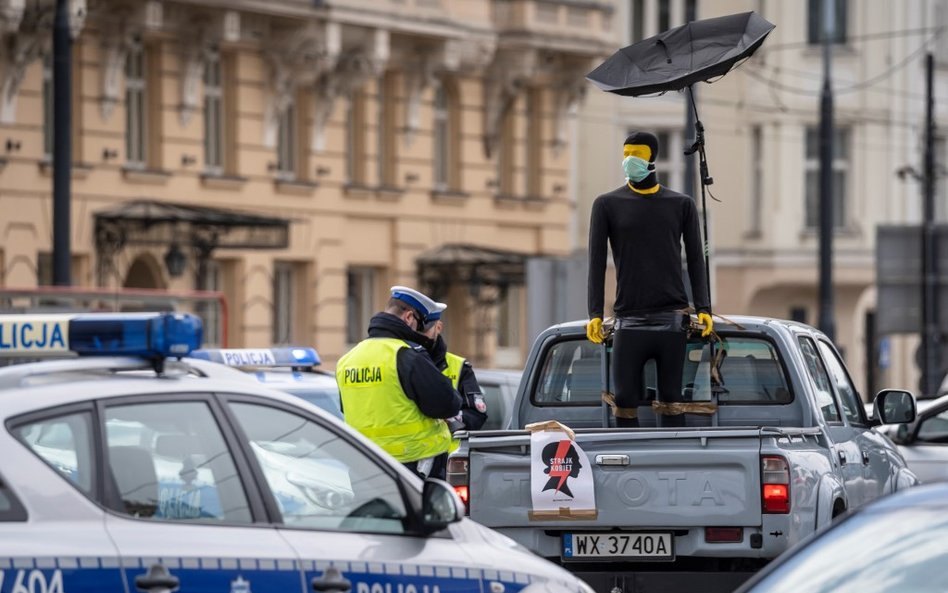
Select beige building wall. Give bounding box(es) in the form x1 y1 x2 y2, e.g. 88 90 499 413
0 0 612 369
575 0 948 397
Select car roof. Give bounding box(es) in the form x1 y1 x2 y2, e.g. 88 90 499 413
864 482 948 511
0 356 339 421
475 368 522 384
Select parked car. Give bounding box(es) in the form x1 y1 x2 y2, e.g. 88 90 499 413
734 482 948 593
883 391 948 483
475 368 522 430
449 316 919 593
0 312 594 593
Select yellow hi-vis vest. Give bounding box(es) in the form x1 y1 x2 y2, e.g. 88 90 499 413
337 337 453 462
443 352 465 389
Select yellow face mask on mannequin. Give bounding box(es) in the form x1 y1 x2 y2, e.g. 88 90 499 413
623 144 659 194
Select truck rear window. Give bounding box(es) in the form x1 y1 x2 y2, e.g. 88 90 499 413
533 335 791 405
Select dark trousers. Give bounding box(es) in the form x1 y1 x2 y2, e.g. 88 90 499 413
613 328 687 428
403 452 448 480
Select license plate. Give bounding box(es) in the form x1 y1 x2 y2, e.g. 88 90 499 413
562 532 674 560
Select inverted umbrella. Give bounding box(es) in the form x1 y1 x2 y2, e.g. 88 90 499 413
586 11 775 312
586 11 775 97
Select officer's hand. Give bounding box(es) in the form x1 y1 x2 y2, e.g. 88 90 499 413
586 317 604 344
697 312 714 338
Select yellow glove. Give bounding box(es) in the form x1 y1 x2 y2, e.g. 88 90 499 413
697 312 714 338
586 317 604 344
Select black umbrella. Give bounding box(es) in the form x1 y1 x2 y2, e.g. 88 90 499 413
586 11 775 313
586 11 775 96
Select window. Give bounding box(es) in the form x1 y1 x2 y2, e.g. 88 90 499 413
204 50 223 174
817 340 865 425
526 88 543 198
42 53 52 160
630 0 645 42
104 401 252 523
377 73 397 187
197 260 222 347
497 285 523 350
276 103 296 180
433 81 450 191
684 337 792 404
749 125 763 235
804 126 849 229
533 339 603 405
651 129 685 191
497 105 517 196
0 475 27 521
346 90 366 185
658 0 671 33
916 408 948 443
15 412 95 495
125 40 146 167
685 0 697 22
273 261 296 345
346 267 376 345
807 0 847 45
229 402 408 533
799 336 841 422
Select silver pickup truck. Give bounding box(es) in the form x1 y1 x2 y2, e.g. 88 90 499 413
448 316 919 593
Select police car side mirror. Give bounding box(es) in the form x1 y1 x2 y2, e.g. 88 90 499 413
420 478 464 533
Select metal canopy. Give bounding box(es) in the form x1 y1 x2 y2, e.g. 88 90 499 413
416 243 527 302
94 199 290 251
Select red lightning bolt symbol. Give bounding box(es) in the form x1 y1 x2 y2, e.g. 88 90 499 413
549 439 573 492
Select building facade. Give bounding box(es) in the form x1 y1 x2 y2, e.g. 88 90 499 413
575 0 948 397
0 0 613 368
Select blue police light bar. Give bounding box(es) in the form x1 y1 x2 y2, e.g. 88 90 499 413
190 347 321 368
0 312 202 358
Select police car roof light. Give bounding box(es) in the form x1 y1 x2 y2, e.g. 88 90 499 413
189 347 321 368
0 312 203 359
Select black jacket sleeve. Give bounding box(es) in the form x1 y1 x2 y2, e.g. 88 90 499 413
396 345 463 419
588 196 610 319
457 362 488 431
682 197 711 313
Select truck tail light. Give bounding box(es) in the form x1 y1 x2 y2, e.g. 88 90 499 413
761 455 790 514
446 456 469 514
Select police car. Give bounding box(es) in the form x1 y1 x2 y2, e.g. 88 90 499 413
188 347 343 419
0 313 592 593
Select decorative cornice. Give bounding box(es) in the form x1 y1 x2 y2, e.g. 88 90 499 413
0 2 52 123
97 5 138 121
483 47 536 158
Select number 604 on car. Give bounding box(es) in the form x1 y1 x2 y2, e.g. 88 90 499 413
562 533 674 561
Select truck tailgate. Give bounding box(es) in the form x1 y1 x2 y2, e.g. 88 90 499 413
468 429 764 528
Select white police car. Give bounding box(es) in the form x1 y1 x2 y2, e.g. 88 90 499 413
0 313 592 593
188 347 343 419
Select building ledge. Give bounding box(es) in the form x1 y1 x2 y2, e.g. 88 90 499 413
494 193 521 208
201 173 247 191
122 167 172 185
274 178 318 196
523 195 548 210
376 185 405 202
38 160 93 179
343 183 375 199
430 189 470 205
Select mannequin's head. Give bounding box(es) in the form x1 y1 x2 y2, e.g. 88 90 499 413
622 132 660 190
623 131 659 162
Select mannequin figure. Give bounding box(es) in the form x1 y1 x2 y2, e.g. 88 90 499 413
586 132 712 427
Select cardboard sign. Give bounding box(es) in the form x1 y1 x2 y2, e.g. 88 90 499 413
527 421 597 520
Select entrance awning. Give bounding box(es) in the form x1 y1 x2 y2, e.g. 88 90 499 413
94 199 290 251
416 243 527 300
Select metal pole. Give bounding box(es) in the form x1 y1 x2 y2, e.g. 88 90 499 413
686 86 712 312
921 52 939 396
818 0 835 341
52 0 72 286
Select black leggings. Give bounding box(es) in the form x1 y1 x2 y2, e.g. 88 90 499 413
612 329 687 427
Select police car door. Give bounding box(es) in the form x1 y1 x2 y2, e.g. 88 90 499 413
4 408 127 593
221 397 484 593
98 395 304 593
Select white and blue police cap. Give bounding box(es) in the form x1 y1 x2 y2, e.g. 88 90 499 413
426 301 448 323
390 286 440 319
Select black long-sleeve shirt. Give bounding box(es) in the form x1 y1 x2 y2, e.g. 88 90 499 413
365 313 462 419
587 184 710 319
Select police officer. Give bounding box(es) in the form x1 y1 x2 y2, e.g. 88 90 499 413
336 286 462 480
421 302 488 432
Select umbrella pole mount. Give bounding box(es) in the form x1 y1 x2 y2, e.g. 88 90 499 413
685 85 713 314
